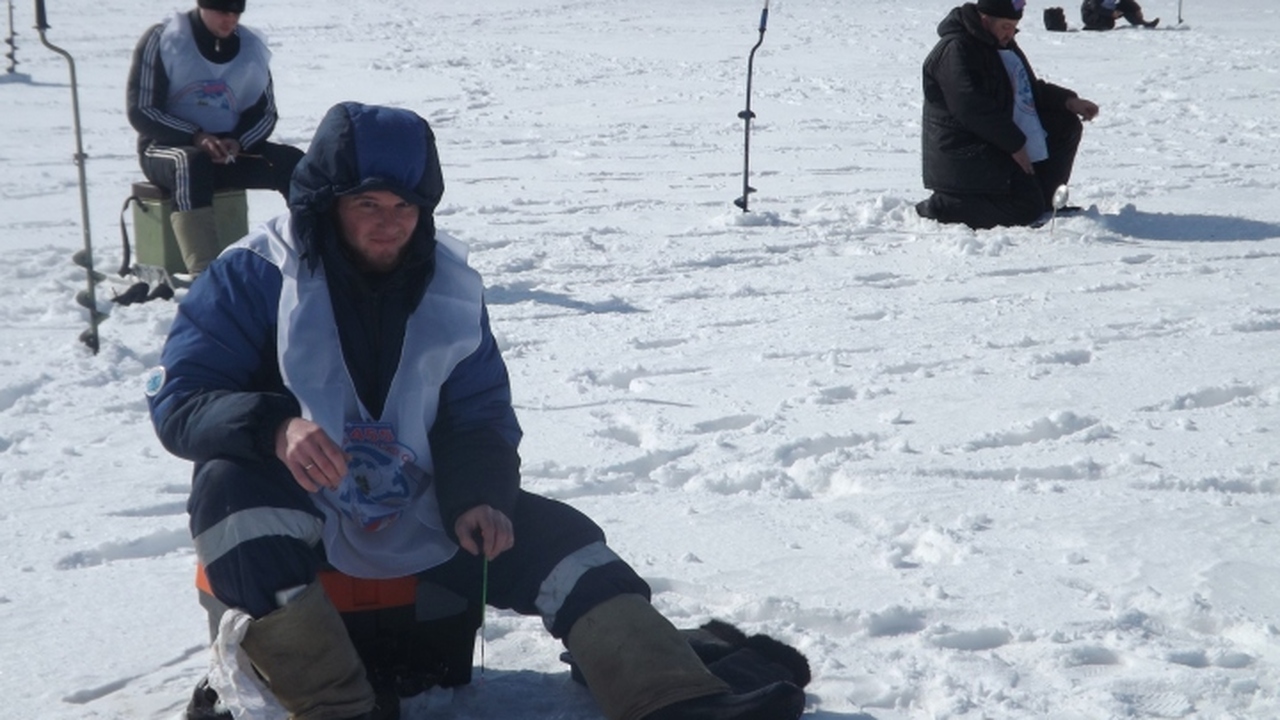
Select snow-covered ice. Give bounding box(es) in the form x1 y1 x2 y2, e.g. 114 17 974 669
2 0 1279 718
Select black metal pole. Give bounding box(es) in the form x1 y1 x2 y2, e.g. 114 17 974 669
34 0 101 353
734 0 769 213
5 0 17 75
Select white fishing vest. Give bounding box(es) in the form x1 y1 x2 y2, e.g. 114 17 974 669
243 215 484 578
159 12 271 134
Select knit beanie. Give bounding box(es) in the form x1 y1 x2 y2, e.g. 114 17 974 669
197 0 246 12
975 0 1025 20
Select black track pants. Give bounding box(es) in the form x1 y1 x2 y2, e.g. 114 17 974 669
139 141 303 212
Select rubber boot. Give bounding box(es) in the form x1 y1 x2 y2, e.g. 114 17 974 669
567 594 731 720
238 582 377 720
170 206 221 276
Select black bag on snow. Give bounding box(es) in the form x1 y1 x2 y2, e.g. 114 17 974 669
1044 7 1068 31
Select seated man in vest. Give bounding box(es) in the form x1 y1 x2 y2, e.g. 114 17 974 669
126 0 303 277
146 102 807 720
916 0 1101 229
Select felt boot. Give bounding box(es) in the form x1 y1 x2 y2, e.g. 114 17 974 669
567 594 730 720
170 206 221 276
238 582 378 720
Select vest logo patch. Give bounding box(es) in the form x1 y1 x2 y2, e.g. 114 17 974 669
143 366 166 397
173 80 238 113
337 422 421 532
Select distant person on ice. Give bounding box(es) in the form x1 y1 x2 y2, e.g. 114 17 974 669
125 0 303 277
1081 0 1159 30
146 102 807 720
915 0 1101 229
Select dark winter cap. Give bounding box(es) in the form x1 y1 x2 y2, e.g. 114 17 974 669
975 0 1025 20
197 0 246 13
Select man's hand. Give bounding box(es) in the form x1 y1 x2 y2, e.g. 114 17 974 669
1012 145 1035 175
275 417 348 492
454 505 515 560
218 138 242 163
193 132 240 164
1065 97 1100 121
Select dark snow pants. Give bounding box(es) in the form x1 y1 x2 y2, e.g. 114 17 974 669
920 108 1083 230
188 456 650 640
139 140 303 212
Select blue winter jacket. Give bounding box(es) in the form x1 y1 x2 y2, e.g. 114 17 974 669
147 102 523 535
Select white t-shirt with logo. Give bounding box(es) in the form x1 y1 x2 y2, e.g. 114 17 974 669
998 49 1049 163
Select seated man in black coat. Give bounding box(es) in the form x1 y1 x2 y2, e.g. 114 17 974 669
916 0 1101 229
1082 0 1159 30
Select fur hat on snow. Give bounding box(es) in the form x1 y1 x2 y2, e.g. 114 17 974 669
975 0 1025 20
197 0 246 13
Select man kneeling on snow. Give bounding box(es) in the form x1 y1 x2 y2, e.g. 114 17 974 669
916 0 1101 229
146 101 806 720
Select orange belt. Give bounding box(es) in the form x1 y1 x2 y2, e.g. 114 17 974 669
195 564 417 612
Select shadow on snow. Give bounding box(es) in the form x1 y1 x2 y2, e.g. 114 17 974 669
1100 205 1280 242
486 282 643 314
